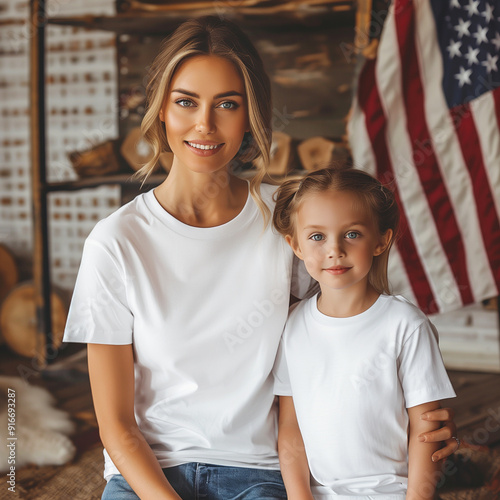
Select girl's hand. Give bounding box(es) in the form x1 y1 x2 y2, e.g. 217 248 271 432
417 407 459 462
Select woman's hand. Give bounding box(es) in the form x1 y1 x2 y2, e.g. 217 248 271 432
417 407 459 462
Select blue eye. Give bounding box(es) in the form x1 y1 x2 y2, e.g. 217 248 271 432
175 99 194 107
345 231 359 239
310 234 324 241
218 101 238 110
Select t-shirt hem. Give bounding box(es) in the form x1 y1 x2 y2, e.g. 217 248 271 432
312 495 405 500
104 456 281 481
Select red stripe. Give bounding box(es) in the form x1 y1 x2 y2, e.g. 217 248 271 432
357 59 438 313
495 87 500 129
395 0 474 305
450 91 500 290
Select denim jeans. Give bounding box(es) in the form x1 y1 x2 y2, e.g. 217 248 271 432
101 462 287 500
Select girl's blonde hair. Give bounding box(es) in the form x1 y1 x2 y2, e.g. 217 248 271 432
139 16 273 222
273 166 400 295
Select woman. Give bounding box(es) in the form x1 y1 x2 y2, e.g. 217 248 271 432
63 16 458 500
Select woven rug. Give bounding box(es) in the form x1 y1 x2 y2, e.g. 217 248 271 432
438 444 500 499
8 444 106 500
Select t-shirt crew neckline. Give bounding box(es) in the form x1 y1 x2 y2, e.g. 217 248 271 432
144 180 256 240
309 292 389 328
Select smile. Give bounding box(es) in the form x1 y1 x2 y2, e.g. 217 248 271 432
324 266 351 275
186 141 223 150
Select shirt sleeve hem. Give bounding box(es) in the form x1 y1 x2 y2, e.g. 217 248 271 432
273 386 293 396
405 386 457 409
63 330 133 345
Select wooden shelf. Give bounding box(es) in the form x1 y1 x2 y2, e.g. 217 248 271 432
47 5 355 34
44 173 167 192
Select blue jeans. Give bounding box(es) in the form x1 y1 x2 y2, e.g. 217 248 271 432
101 462 287 499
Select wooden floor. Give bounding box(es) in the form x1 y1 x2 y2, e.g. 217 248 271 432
1 343 500 498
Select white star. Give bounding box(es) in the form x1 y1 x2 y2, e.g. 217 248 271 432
454 18 471 39
473 25 489 44
492 32 500 50
464 0 480 17
465 46 480 65
447 39 462 58
481 4 495 23
455 66 472 87
482 53 499 73
450 0 461 8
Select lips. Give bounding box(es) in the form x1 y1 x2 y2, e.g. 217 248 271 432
324 266 351 275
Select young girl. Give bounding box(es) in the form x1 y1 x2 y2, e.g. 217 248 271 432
63 17 458 500
273 167 456 500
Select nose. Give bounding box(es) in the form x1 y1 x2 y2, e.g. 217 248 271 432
195 105 215 134
327 238 345 258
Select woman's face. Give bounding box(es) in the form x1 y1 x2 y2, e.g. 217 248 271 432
160 55 249 174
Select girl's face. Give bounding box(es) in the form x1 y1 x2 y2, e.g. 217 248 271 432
160 55 249 175
287 190 392 294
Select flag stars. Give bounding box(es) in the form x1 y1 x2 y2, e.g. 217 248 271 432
447 39 462 58
473 25 489 44
482 53 499 74
465 46 480 65
454 18 471 38
481 3 495 23
455 66 473 87
492 32 500 50
464 0 480 17
450 0 461 8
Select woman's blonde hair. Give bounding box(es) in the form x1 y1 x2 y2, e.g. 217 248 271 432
139 16 273 222
273 166 400 295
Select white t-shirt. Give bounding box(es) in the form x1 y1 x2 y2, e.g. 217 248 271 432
63 183 315 479
273 293 456 499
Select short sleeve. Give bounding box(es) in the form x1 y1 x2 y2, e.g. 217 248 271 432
290 255 319 300
63 239 134 344
273 337 293 396
398 320 456 408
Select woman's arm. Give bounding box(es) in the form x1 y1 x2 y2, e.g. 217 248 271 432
88 344 182 500
418 407 458 462
278 396 314 500
407 401 442 500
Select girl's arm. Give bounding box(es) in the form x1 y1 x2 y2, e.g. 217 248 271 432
88 344 182 500
407 401 442 500
278 396 314 500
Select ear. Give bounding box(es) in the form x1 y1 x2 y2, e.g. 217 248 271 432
285 234 303 260
373 229 393 257
159 107 165 122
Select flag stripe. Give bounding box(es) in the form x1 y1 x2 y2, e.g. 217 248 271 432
413 0 497 303
357 59 437 312
479 88 500 221
395 0 474 305
375 3 461 313
451 101 500 290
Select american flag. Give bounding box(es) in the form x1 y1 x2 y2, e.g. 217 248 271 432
348 0 500 314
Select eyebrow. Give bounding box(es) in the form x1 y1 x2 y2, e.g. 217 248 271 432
171 88 244 99
302 222 368 230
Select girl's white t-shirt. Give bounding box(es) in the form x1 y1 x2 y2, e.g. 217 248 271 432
273 293 456 498
63 183 315 479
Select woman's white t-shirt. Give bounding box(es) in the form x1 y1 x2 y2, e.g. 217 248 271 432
63 183 315 479
273 293 456 499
